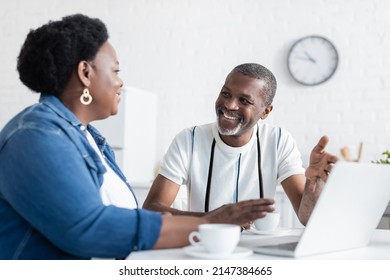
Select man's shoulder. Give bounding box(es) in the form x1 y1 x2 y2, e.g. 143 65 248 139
193 122 215 132
177 122 215 137
170 122 215 149
257 122 296 146
258 122 292 135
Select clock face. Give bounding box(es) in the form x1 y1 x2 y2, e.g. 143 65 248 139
287 35 338 86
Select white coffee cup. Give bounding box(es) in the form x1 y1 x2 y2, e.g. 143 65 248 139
188 224 240 254
253 212 280 232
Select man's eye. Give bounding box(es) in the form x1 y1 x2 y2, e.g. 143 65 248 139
240 98 250 105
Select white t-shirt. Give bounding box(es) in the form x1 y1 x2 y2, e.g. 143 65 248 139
85 130 137 210
159 122 304 212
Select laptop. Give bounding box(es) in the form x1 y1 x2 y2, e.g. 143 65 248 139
253 162 390 258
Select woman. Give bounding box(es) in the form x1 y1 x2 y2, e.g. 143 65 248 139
0 14 274 259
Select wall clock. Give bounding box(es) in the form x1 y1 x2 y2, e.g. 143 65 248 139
287 35 339 86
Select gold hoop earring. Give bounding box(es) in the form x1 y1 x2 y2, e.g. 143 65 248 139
80 88 92 105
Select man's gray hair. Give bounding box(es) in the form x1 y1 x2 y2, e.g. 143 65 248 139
232 63 277 106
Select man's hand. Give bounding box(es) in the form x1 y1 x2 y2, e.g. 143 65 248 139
203 198 275 227
306 136 339 192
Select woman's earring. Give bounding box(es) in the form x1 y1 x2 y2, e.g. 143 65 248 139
80 88 92 105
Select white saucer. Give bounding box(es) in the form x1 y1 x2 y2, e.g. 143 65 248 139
183 246 253 259
246 227 292 236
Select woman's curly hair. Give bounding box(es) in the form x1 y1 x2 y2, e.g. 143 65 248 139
17 14 109 96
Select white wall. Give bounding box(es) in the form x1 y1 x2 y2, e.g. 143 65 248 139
1 0 390 170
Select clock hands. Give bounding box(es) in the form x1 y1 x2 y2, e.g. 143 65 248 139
303 51 316 63
293 51 316 63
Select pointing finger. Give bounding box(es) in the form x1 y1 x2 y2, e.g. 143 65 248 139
313 135 329 154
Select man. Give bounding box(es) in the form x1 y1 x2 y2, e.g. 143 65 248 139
143 63 337 226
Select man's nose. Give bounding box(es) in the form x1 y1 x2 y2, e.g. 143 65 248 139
224 98 239 110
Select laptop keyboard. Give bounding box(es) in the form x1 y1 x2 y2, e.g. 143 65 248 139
270 241 299 251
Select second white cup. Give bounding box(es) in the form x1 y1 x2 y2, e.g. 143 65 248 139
253 211 280 232
188 224 240 254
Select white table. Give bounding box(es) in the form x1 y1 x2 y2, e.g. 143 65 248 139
126 229 390 260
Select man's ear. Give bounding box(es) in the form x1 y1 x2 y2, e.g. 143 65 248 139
77 61 92 87
260 105 273 120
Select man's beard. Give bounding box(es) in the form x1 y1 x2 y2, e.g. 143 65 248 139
217 121 243 136
216 107 243 136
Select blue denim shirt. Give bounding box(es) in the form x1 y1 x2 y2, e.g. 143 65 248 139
0 95 162 259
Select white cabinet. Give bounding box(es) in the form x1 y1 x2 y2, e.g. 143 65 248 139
92 86 158 185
